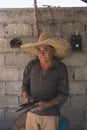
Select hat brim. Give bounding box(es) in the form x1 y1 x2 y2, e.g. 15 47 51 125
21 38 70 58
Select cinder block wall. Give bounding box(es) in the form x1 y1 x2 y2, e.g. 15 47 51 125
0 7 87 130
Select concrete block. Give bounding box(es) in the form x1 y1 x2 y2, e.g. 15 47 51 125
70 81 86 94
0 67 19 81
63 52 87 66
19 68 24 81
65 66 75 81
6 81 22 95
38 8 54 23
5 23 33 37
6 9 35 24
71 95 87 109
83 95 87 109
0 38 20 52
0 121 12 130
6 109 22 121
18 96 24 105
0 36 38 53
75 68 87 80
61 107 83 121
0 24 5 36
0 82 5 95
71 95 84 108
82 35 87 51
72 8 87 23
59 22 84 35
83 109 87 122
69 120 84 130
0 109 5 119
5 52 34 67
20 36 37 44
0 38 5 51
0 12 8 22
0 95 18 108
84 123 87 130
0 53 4 66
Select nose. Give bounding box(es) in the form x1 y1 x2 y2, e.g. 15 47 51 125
40 50 45 55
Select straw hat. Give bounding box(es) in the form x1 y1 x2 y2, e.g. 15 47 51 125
21 32 70 58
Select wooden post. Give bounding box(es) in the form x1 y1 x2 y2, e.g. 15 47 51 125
34 0 37 8
34 0 39 38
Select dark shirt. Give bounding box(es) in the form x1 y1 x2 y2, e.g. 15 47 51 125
22 57 69 116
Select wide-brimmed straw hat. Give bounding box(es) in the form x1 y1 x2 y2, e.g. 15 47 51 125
21 32 70 58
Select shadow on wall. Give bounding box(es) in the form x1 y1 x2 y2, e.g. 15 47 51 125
11 113 26 130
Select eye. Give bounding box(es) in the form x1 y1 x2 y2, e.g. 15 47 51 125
44 48 48 51
36 47 40 52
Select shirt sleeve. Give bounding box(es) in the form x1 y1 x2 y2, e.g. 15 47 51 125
56 63 69 106
21 60 33 94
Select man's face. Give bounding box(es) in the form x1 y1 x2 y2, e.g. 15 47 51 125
37 45 55 62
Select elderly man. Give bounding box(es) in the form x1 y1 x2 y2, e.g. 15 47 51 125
21 32 70 130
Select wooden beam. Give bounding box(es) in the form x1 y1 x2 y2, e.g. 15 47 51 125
34 0 39 38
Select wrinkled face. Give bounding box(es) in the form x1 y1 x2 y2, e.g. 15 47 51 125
37 45 55 62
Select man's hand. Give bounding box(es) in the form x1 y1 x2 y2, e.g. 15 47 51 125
22 91 29 103
30 101 48 112
31 98 58 112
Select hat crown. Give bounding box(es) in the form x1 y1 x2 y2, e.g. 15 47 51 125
38 32 49 42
